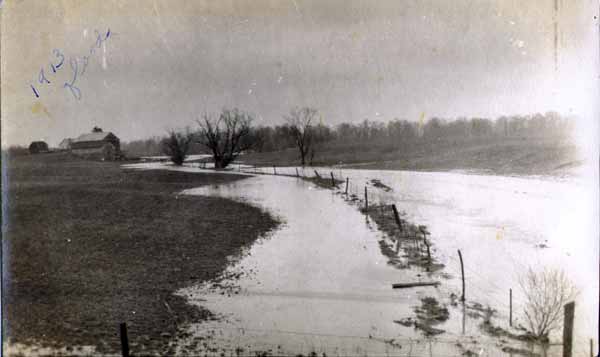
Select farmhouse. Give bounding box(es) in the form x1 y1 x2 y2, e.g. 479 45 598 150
71 131 121 160
28 141 49 154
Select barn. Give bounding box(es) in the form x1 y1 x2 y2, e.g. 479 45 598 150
71 131 121 160
28 141 49 154
58 138 73 150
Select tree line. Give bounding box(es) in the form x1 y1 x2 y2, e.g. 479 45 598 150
254 111 574 152
121 108 575 167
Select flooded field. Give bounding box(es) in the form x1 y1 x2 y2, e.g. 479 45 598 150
126 163 598 356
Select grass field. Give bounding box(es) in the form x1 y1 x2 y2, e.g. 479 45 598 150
2 152 279 354
241 137 580 176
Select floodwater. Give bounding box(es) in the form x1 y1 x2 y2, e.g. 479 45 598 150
126 163 598 356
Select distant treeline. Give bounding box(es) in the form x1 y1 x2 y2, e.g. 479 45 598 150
120 111 573 157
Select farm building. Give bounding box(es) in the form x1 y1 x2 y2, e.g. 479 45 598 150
58 138 73 150
71 131 121 160
28 141 49 154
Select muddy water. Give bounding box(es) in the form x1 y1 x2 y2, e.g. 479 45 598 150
338 168 598 348
178 174 443 356
124 163 598 356
246 166 598 356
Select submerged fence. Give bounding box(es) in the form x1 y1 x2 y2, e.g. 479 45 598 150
116 321 559 357
180 162 588 357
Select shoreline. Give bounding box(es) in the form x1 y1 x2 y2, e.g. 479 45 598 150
238 160 586 182
5 157 593 356
168 165 545 355
236 137 583 180
3 153 280 355
334 181 547 356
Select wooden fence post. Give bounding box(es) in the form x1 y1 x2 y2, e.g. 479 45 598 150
296 168 299 177
590 339 593 357
415 231 420 252
314 170 321 179
563 301 575 357
424 239 431 271
419 226 429 253
119 323 130 357
391 204 403 231
457 249 465 302
345 177 349 195
330 172 336 187
509 288 513 327
364 186 368 211
273 166 277 175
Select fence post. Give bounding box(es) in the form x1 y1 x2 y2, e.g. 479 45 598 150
391 204 403 231
457 249 465 302
590 339 593 357
563 301 575 357
424 239 431 271
119 323 130 357
509 288 513 327
314 170 321 179
419 226 429 249
273 166 277 175
296 167 299 177
364 186 368 211
416 231 421 252
345 177 349 195
330 172 336 187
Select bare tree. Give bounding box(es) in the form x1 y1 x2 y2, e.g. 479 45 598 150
162 130 193 165
285 107 319 166
197 108 254 169
519 267 578 341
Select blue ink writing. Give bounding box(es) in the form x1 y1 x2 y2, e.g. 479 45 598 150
52 49 64 69
90 29 110 56
30 85 40 98
80 55 89 76
29 28 111 100
64 58 81 100
38 69 51 84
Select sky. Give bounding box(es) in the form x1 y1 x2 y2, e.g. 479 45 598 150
1 0 598 147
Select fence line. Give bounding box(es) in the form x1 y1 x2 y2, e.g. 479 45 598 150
188 163 593 356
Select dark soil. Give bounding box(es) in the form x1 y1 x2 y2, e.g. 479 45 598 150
413 297 450 336
501 346 540 357
2 152 279 354
369 179 392 192
302 174 344 190
362 204 444 272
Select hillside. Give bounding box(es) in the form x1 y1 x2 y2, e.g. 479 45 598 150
240 137 581 177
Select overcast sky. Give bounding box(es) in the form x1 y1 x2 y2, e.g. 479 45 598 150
1 0 598 146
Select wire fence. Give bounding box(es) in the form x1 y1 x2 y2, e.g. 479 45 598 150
176 162 595 357
173 323 553 357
